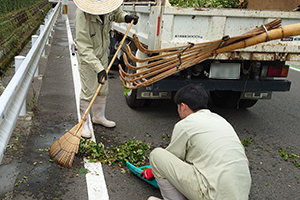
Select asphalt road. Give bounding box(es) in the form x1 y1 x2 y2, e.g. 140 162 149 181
102 67 300 200
1 2 300 200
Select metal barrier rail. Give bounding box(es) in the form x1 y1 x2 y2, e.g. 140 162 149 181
0 2 61 164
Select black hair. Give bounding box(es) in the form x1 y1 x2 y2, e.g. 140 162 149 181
174 84 208 112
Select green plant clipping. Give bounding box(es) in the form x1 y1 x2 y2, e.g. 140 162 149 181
278 147 300 168
241 137 254 147
78 138 151 167
78 168 89 174
121 82 132 96
169 0 248 8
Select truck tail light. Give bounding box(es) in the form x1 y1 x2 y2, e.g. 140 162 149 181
266 65 289 77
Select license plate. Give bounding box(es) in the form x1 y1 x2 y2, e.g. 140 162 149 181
209 63 240 79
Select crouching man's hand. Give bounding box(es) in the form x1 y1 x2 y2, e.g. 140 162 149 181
141 168 154 181
125 14 139 25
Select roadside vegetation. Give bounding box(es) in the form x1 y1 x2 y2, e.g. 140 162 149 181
0 0 50 74
0 0 43 14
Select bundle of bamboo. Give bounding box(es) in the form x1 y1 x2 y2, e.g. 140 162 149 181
119 18 300 89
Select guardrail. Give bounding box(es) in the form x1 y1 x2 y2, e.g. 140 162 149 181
0 2 61 164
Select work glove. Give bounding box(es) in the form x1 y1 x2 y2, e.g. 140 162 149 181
141 168 154 181
125 14 139 25
97 69 107 84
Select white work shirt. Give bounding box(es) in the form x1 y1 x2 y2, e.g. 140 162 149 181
166 109 251 200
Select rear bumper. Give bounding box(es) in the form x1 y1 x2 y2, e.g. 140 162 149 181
148 79 291 92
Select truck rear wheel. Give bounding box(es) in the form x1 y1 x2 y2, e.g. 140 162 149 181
125 88 145 108
210 91 257 109
238 99 258 109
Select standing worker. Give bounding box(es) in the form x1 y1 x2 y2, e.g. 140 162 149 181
74 0 138 138
141 84 251 200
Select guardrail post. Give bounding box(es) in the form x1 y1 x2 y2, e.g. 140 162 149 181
14 56 26 116
44 16 50 45
62 0 68 21
40 25 45 56
31 35 39 77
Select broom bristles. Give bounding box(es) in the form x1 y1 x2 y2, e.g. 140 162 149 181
50 122 83 168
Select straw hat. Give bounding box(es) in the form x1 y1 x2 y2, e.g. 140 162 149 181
74 0 124 15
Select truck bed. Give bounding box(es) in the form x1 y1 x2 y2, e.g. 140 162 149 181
113 0 300 61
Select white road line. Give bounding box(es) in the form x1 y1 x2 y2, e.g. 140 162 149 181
290 66 300 72
66 17 110 200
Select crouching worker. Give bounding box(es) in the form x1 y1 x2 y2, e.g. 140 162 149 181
74 0 138 138
141 84 251 200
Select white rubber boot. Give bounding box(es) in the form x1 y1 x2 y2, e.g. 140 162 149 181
80 100 92 138
91 96 116 128
147 197 162 200
156 177 187 200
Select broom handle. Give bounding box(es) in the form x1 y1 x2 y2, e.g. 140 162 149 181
81 20 134 120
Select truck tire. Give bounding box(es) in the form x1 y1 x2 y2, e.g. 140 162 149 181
210 91 257 109
125 88 145 108
238 99 258 109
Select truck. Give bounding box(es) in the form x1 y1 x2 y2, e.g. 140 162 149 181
109 0 300 108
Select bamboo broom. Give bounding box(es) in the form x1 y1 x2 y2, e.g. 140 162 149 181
49 20 135 168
